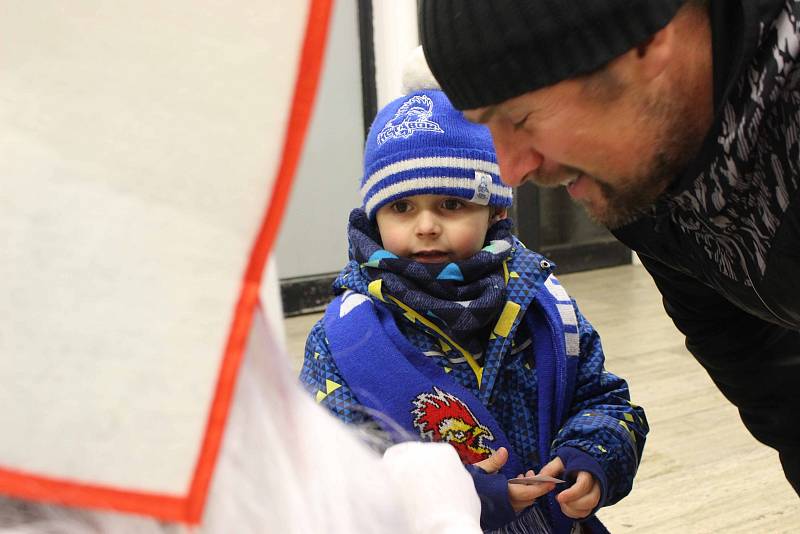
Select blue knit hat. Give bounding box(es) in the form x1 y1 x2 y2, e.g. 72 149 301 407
361 88 513 220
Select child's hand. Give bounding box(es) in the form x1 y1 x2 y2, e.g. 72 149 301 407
471 446 509 474
472 448 555 514
538 457 601 519
507 471 556 513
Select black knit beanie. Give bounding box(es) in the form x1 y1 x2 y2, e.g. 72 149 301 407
419 0 686 110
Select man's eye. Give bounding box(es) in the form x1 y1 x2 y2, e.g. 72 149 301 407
442 199 463 210
512 113 530 130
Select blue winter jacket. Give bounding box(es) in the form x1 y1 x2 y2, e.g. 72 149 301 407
300 239 648 533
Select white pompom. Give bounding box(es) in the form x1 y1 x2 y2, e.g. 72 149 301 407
401 45 441 94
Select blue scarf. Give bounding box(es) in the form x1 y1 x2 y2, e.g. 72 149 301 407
323 287 526 478
347 208 514 354
322 274 597 534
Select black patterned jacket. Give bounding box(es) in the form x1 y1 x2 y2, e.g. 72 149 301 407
613 0 800 451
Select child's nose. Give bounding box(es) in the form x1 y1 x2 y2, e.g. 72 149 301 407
415 211 441 236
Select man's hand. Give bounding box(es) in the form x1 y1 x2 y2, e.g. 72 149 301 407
473 448 556 514
538 457 601 519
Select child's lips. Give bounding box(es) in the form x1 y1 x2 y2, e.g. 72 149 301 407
412 250 450 263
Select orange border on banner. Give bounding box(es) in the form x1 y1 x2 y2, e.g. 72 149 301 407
0 0 334 523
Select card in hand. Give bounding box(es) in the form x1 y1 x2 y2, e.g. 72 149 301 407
508 475 565 485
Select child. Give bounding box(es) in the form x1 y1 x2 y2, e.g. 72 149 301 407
300 75 648 533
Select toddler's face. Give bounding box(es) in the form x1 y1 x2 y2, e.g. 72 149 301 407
375 194 504 263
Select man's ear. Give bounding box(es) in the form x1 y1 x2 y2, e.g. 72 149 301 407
612 21 675 84
491 208 508 223
633 22 675 82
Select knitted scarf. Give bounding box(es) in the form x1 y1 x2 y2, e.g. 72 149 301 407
346 208 513 355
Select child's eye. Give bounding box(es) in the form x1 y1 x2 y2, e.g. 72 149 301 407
391 201 410 213
442 198 464 210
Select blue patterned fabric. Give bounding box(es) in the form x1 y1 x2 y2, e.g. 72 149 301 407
322 286 526 478
300 238 648 532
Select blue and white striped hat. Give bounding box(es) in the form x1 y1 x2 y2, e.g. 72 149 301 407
361 89 513 220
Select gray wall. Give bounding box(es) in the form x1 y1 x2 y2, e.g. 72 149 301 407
275 0 363 279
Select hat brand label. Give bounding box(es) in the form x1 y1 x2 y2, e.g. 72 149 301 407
470 171 492 205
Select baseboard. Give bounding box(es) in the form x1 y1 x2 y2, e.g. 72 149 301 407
539 239 631 274
280 272 338 317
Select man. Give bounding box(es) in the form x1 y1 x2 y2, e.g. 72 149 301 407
420 0 800 495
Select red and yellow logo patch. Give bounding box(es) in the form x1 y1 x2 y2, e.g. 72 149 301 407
411 387 495 464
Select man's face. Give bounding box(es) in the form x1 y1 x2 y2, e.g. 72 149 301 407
463 71 706 229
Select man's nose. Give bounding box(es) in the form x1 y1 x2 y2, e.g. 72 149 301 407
490 122 543 187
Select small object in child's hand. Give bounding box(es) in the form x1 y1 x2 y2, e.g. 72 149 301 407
508 475 565 485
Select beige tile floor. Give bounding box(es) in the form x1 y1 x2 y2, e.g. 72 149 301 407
283 264 799 533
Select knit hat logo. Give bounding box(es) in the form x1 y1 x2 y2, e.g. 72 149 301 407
376 94 444 145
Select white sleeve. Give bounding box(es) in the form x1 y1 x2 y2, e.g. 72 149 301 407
382 442 482 534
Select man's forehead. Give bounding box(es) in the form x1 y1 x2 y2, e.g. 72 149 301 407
465 85 567 125
463 92 539 124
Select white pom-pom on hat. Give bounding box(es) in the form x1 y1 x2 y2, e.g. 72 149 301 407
401 45 441 94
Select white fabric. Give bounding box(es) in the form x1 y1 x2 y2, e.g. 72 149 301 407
383 442 482 534
0 306 482 534
202 306 403 533
0 2 488 529
0 0 308 494
401 46 441 94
